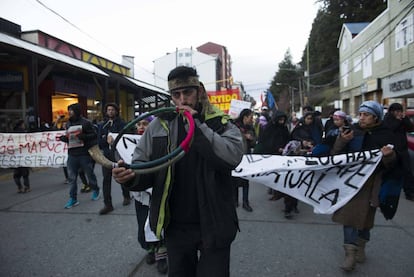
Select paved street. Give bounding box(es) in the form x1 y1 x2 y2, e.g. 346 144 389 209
1 167 414 276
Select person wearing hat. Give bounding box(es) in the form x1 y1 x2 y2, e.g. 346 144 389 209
329 100 397 272
97 103 130 215
112 66 244 276
59 103 101 209
383 103 414 201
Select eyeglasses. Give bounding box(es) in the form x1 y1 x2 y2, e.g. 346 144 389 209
170 88 197 99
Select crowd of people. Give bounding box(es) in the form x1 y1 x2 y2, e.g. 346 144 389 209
7 65 414 276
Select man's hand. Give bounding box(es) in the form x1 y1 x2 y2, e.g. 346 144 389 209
112 160 136 183
176 105 198 116
381 144 394 157
58 135 68 143
340 129 354 141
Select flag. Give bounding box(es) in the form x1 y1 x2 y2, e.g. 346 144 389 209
266 90 277 110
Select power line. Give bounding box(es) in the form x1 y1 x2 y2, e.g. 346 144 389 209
33 0 158 81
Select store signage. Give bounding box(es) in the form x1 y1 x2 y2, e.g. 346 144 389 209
382 69 414 98
389 78 412 92
54 76 95 98
0 71 23 90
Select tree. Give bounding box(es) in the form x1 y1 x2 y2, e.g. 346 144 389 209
269 49 302 112
296 0 387 110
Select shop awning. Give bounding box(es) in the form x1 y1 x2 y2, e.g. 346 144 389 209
124 76 171 106
0 33 108 77
124 77 169 96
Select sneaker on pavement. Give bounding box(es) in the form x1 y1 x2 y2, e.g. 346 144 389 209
81 184 92 193
64 198 79 209
99 205 114 215
91 189 101 201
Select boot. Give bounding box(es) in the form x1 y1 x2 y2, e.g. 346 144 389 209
355 237 367 263
99 205 114 215
340 244 357 271
242 201 253 212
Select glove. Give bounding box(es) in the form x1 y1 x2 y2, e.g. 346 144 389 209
58 135 68 143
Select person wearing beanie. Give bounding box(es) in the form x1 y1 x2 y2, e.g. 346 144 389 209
112 66 243 276
324 108 340 134
329 100 397 272
383 102 414 200
98 103 130 215
135 115 154 135
59 103 101 208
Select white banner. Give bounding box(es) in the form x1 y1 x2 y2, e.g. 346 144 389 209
233 150 382 214
0 131 67 168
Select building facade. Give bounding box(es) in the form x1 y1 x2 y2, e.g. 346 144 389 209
0 18 169 132
153 42 233 92
338 0 414 116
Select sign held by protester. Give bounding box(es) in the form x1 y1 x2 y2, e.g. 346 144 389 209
0 131 67 168
228 99 252 119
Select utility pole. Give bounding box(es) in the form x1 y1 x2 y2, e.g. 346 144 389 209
306 42 310 105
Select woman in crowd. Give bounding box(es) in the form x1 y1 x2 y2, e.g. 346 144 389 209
232 108 256 212
330 101 397 272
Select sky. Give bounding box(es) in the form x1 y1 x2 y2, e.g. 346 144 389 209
1 0 321 103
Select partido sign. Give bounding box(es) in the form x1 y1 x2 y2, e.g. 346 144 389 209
233 150 382 214
0 131 67 167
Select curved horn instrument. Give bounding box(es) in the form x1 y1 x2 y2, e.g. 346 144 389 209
89 107 195 173
88 145 117 169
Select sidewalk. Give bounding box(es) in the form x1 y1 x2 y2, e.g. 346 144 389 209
1 167 414 276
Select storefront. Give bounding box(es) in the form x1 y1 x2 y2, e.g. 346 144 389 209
382 68 414 108
0 69 29 132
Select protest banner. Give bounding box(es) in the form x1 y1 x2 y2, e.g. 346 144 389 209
232 150 382 214
0 130 67 168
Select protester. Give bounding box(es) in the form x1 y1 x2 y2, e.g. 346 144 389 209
323 110 350 147
330 100 397 272
291 111 316 153
58 103 100 209
383 103 414 201
13 119 31 193
113 66 244 277
324 108 340 134
98 103 130 215
232 108 256 212
300 105 323 144
254 110 290 201
287 111 299 132
131 115 168 274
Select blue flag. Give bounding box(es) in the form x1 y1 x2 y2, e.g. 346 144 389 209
266 90 276 109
